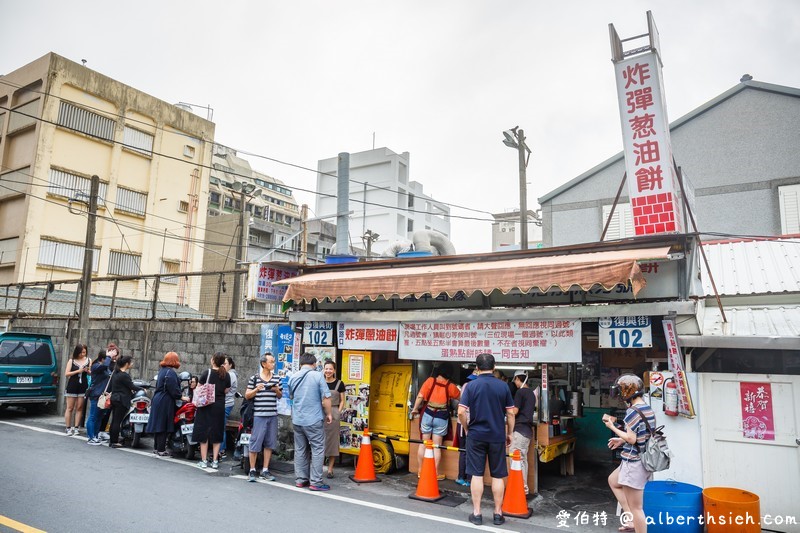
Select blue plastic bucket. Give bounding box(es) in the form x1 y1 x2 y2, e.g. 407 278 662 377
324 254 359 264
396 251 432 258
644 481 704 533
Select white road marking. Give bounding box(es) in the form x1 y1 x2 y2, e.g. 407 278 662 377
230 474 518 532
1 419 519 531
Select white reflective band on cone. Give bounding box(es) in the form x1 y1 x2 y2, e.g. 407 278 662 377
511 459 522 470
361 434 370 444
424 447 435 458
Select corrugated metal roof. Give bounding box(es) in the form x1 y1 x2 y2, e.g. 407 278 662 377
701 238 800 296
680 305 800 349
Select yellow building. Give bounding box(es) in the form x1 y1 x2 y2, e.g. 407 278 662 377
0 53 215 309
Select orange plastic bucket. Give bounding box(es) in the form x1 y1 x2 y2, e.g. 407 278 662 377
702 487 760 533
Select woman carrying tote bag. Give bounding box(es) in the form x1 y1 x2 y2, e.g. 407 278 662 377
191 353 230 469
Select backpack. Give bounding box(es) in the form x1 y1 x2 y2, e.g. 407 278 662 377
632 405 672 472
239 374 260 428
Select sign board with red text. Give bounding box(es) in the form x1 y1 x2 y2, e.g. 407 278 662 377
614 51 684 236
663 319 695 418
398 320 581 362
740 382 775 441
248 262 298 302
337 322 399 351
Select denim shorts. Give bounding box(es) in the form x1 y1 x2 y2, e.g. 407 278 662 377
420 411 449 437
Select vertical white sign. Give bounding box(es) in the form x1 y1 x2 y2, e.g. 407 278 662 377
614 51 683 236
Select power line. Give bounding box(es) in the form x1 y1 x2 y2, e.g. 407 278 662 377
0 78 496 219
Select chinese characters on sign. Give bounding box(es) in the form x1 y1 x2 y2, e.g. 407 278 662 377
337 322 399 351
614 52 684 236
662 320 696 418
740 382 775 441
249 263 298 302
598 316 653 348
398 320 581 362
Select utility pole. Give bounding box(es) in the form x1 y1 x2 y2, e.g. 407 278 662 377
77 175 100 343
517 129 529 250
300 204 308 264
231 189 246 320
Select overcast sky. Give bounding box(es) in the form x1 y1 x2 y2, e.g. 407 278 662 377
3 1 799 253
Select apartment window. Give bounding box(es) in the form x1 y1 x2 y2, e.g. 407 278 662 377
234 199 242 211
224 196 233 209
249 233 261 244
57 101 114 141
37 238 99 272
48 168 107 207
779 184 800 234
209 192 220 206
407 219 414 233
0 237 18 265
274 213 284 224
253 206 262 218
209 209 220 217
601 203 634 240
408 193 415 208
160 260 180 285
115 187 147 217
108 250 141 276
183 145 196 158
122 126 154 157
178 201 189 213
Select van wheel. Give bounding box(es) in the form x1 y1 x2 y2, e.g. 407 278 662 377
372 439 396 474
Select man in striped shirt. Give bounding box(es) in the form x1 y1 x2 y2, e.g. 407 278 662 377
245 352 282 482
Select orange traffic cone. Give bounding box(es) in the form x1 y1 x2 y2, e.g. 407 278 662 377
502 450 532 518
409 440 445 502
349 428 381 483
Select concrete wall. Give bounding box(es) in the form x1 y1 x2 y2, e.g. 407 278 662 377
9 317 264 392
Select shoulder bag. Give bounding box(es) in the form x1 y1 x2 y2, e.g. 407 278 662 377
192 369 216 408
97 369 115 410
632 405 672 472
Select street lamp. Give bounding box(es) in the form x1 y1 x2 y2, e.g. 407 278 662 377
231 181 262 319
502 127 532 250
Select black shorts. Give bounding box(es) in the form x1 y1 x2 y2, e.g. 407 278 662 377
465 438 508 478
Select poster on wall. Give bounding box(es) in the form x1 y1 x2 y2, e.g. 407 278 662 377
339 350 371 454
740 382 775 441
662 319 695 418
399 320 581 362
260 323 296 415
304 346 335 371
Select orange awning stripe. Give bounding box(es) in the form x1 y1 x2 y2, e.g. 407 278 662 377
276 246 671 304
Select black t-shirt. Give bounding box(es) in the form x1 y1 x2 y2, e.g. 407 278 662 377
513 386 536 439
200 369 231 401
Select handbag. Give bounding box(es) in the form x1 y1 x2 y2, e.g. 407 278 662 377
97 369 114 410
192 369 216 408
632 405 672 472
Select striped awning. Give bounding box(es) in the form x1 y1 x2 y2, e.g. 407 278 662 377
275 246 672 304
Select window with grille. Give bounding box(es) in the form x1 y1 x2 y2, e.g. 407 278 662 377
178 200 189 213
123 126 154 157
601 203 634 240
57 101 114 141
210 192 220 205
160 260 180 284
108 250 141 276
37 238 100 272
115 187 147 217
224 196 233 209
48 168 107 207
779 184 800 235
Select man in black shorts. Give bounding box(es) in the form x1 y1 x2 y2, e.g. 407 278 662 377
457 353 515 526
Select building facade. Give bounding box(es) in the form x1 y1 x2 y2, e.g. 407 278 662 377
0 53 215 308
315 147 450 255
539 79 800 247
491 209 543 251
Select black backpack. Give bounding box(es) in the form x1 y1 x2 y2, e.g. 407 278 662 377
239 374 258 428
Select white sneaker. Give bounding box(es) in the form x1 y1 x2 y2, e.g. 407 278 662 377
71 427 80 436
65 428 72 436
98 432 110 441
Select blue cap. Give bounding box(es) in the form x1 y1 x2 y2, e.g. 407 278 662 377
466 374 477 381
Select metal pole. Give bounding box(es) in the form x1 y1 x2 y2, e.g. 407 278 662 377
300 204 308 264
231 190 245 319
335 152 350 255
77 175 100 343
517 130 529 250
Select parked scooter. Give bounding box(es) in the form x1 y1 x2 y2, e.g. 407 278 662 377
167 371 198 460
120 380 152 448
